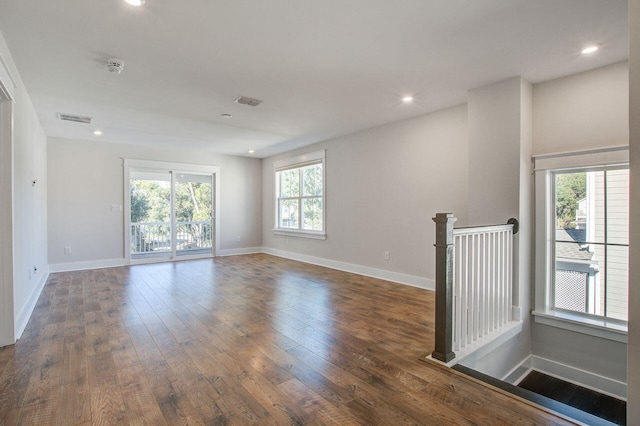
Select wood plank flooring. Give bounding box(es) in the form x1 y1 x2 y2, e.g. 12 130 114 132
0 254 576 425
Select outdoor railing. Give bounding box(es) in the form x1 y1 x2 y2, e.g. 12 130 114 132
131 221 212 254
431 213 518 363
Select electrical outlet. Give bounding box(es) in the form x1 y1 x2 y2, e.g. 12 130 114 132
64 246 72 255
236 236 241 242
384 251 390 261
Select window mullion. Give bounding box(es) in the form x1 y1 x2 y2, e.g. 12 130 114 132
551 172 557 313
603 170 608 318
298 168 303 230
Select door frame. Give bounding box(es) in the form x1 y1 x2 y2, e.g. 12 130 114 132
123 158 220 264
0 55 16 346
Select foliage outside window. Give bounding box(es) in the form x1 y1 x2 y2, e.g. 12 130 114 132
552 168 629 322
274 151 325 237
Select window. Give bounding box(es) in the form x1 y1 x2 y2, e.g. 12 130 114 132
274 150 325 239
553 168 629 321
533 147 629 340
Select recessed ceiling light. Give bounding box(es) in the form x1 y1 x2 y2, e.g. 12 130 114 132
248 150 255 154
124 0 145 6
402 95 414 103
221 113 232 118
581 45 599 55
93 130 103 136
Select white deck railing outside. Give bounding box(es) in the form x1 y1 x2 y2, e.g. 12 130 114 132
131 221 212 254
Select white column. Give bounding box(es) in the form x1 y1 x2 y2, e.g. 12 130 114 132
466 77 533 377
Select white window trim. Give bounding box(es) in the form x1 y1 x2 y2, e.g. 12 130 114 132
532 310 628 343
533 146 629 342
273 150 326 240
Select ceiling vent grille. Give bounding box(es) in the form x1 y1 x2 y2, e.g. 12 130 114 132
106 58 125 74
234 96 263 107
57 113 92 124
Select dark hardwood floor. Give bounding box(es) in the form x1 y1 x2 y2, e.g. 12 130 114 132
0 254 575 425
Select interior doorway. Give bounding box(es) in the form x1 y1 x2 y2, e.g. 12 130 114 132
124 159 219 264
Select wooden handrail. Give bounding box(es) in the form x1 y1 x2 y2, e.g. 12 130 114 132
431 214 518 363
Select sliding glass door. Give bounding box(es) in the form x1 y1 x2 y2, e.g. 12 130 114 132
175 173 213 257
125 160 218 263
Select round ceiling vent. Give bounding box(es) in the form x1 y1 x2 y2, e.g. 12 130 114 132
106 58 125 74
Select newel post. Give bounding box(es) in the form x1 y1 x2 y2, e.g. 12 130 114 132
431 213 456 363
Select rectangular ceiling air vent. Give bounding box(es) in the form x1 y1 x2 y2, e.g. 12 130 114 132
57 113 92 124
234 96 263 107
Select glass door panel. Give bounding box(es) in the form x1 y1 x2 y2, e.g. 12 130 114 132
175 173 213 257
130 171 172 259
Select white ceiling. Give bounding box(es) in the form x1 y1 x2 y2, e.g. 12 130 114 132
0 0 628 158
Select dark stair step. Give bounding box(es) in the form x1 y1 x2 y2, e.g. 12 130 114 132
452 364 621 426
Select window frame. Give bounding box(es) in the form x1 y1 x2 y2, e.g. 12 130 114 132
532 146 629 342
273 150 326 240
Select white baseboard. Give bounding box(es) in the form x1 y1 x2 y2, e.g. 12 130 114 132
46 248 432 295
505 355 627 400
48 258 126 273
46 248 433 292
49 249 264 271
15 266 49 339
217 247 263 257
262 247 434 290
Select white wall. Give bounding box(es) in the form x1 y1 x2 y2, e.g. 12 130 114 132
627 0 640 419
0 29 48 341
530 62 630 389
262 105 469 285
533 61 629 155
467 77 523 226
47 138 262 266
531 324 627 383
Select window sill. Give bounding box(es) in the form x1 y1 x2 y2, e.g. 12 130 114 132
273 229 326 240
532 310 627 343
